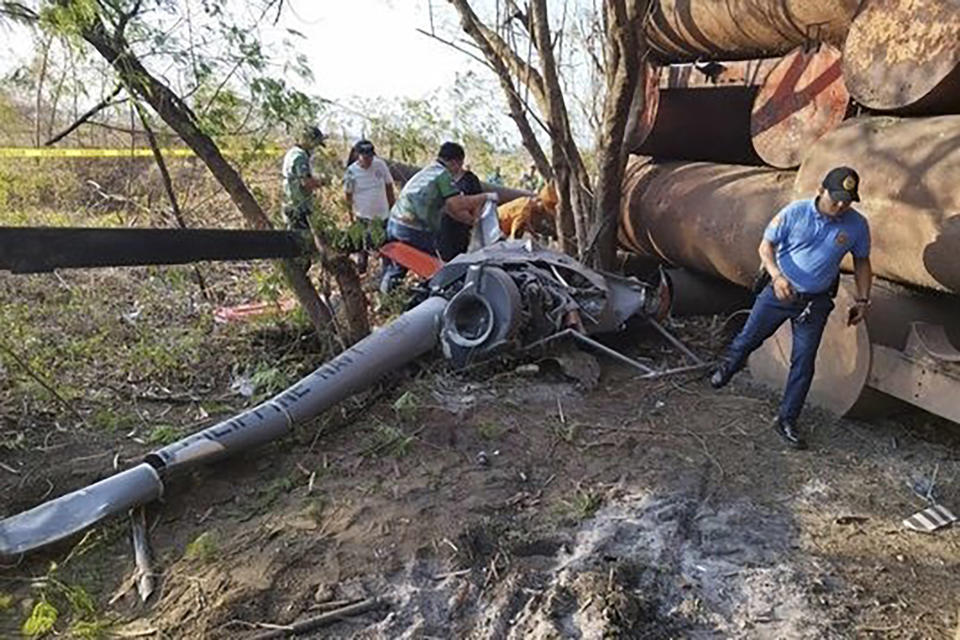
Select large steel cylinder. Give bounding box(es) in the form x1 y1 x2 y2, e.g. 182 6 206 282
794 115 960 295
618 156 797 287
645 0 861 63
843 0 960 115
750 45 849 169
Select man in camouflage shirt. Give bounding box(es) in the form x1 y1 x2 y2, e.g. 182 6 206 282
380 141 497 293
282 125 326 231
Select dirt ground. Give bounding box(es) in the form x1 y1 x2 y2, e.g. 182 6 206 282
1 269 959 639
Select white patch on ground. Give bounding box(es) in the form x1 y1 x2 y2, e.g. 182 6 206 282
360 490 844 638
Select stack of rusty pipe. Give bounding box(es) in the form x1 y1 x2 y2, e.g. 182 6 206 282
619 0 960 423
633 0 858 170
619 114 960 422
632 47 851 169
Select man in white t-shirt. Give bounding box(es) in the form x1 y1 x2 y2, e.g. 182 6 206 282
344 140 395 272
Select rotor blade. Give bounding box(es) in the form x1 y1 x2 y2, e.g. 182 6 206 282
0 227 309 273
0 463 163 557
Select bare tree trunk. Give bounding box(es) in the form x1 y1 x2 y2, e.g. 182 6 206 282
34 33 52 147
529 0 594 258
325 254 370 344
585 0 649 271
450 0 593 258
78 16 335 335
553 163 577 255
46 46 69 140
447 0 552 182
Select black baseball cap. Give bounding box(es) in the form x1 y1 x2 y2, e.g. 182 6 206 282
822 166 860 202
356 140 375 155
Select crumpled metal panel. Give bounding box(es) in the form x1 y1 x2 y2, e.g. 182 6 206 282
431 240 657 335
0 463 163 557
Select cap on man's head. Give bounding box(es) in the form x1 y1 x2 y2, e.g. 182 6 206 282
299 125 326 147
822 166 860 202
438 141 465 162
356 140 375 155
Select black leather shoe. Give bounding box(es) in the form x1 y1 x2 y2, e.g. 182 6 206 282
710 365 732 389
774 418 807 450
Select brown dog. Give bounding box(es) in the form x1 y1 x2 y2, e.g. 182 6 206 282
497 182 558 239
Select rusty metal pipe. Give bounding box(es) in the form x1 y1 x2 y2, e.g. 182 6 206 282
618 157 797 286
645 0 861 63
750 45 850 169
843 0 960 115
794 115 960 295
628 58 777 153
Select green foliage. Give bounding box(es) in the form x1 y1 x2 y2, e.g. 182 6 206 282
391 390 420 422
249 362 294 403
21 600 58 637
184 531 219 563
60 585 95 621
375 285 413 320
38 0 99 39
68 619 112 640
0 592 13 611
148 424 181 445
253 266 284 304
368 422 415 458
476 420 503 440
561 487 604 522
258 475 294 507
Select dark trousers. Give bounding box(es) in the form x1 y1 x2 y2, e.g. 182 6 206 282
437 214 471 262
722 285 834 423
379 219 436 294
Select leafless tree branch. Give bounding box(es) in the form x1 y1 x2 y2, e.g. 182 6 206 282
45 84 126 145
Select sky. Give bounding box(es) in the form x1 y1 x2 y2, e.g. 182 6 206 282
0 1 543 147
274 0 474 102
1 0 483 103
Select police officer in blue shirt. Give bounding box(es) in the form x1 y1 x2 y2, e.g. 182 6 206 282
710 167 873 449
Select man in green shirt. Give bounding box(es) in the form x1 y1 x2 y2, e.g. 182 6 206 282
282 125 326 231
380 141 496 293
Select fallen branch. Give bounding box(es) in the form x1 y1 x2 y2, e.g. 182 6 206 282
433 568 471 581
0 461 20 475
248 597 386 639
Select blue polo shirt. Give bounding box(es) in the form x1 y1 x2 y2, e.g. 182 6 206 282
763 198 870 294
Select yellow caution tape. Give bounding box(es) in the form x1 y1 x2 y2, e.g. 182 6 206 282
0 147 284 158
